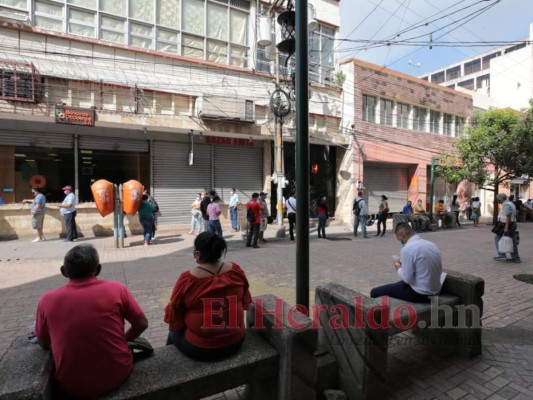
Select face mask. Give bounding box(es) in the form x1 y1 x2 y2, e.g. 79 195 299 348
64 191 69 195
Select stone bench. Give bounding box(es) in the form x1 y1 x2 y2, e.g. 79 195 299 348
0 295 317 400
315 270 484 400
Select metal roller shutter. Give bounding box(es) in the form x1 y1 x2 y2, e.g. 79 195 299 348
153 141 212 224
79 136 149 152
214 145 263 203
363 164 409 214
0 132 73 148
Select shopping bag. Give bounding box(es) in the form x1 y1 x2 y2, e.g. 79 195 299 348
498 236 513 253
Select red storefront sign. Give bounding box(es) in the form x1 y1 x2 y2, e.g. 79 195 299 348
55 106 95 126
204 136 254 147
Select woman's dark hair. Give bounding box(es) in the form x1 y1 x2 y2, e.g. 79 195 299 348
142 194 149 201
64 245 99 279
212 195 220 202
475 196 480 202
194 231 227 263
452 194 458 206
381 195 388 201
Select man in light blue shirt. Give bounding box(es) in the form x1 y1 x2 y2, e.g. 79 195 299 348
229 188 239 231
60 185 77 242
28 187 46 242
370 222 442 303
494 193 520 263
353 191 368 238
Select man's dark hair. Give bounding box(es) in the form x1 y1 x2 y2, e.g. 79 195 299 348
194 231 227 263
32 187 42 193
252 192 259 198
357 191 363 197
209 189 217 197
395 222 414 236
63 245 100 279
439 199 444 204
212 195 220 202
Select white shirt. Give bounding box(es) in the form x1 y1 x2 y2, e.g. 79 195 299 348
398 235 443 295
229 193 239 208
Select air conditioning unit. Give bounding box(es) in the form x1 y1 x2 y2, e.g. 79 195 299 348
195 95 254 122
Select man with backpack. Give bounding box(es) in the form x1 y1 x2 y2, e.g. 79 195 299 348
246 192 263 248
353 191 369 238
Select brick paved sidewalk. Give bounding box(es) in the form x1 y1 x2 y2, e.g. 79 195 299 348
0 220 532 399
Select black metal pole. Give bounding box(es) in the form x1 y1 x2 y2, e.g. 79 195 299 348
295 0 309 310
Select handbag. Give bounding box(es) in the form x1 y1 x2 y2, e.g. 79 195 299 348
491 223 504 235
498 236 513 253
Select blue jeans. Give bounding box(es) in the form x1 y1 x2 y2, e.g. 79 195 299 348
190 212 202 234
166 331 243 361
495 222 520 260
353 214 367 237
209 219 223 236
139 215 154 242
370 281 431 303
230 206 238 230
63 211 77 241
318 214 327 237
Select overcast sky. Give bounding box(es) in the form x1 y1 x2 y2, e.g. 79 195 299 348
338 0 533 76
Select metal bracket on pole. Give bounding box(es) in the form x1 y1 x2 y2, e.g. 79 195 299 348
118 184 124 248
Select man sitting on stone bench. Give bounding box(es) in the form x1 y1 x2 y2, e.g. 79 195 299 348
34 245 149 398
370 222 442 303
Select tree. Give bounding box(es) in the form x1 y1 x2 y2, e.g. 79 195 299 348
437 106 533 224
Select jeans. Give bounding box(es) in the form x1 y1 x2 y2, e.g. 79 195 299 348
495 222 520 261
190 212 202 234
377 214 387 236
318 214 327 237
453 211 461 227
288 213 296 240
203 218 210 232
166 331 243 361
247 223 260 246
209 219 223 236
370 281 431 303
139 215 154 243
64 211 77 241
353 214 367 237
230 206 238 230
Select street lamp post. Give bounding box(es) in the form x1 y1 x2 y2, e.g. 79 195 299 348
429 157 439 221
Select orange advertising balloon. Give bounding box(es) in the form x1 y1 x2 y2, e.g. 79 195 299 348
91 179 114 217
123 180 144 215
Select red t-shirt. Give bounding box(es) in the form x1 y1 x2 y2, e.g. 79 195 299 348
35 278 146 399
246 200 263 224
164 262 252 349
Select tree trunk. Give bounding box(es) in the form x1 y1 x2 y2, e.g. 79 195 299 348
492 183 499 226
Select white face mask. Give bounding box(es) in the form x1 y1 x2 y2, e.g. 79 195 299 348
64 191 69 195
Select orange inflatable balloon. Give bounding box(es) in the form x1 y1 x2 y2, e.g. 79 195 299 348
122 180 144 215
91 179 114 217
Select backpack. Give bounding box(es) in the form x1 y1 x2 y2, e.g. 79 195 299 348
353 199 363 216
247 206 255 222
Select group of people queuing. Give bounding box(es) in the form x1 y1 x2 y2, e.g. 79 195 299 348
35 231 252 398
352 192 390 238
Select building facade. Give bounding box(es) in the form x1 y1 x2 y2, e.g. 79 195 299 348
0 0 349 236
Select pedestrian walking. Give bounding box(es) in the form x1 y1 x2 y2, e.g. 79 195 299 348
143 190 159 240
376 195 389 237
189 193 203 235
207 195 223 236
24 187 46 242
450 194 461 227
138 194 155 246
200 191 211 232
471 196 481 227
353 191 368 238
229 188 239 232
258 192 269 243
59 185 77 242
316 198 328 238
285 194 296 241
493 193 521 263
246 192 263 248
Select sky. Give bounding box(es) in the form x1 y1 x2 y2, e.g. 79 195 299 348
338 0 533 76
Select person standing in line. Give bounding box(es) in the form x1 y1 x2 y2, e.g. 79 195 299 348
207 195 223 236
370 223 443 303
376 195 389 237
59 185 77 242
200 191 212 233
138 194 155 246
450 194 461 227
34 245 148 398
229 188 239 232
316 198 328 239
471 196 481 227
189 193 203 235
24 187 46 242
246 192 263 248
493 193 521 263
285 194 297 241
258 192 270 243
143 190 159 240
353 191 368 238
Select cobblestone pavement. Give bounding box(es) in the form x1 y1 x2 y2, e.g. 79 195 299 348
1 219 532 399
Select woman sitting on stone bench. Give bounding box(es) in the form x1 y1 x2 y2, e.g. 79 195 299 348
164 231 252 361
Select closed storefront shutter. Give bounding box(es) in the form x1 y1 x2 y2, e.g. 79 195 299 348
0 132 73 148
214 145 263 203
79 136 149 152
153 141 212 224
363 164 409 214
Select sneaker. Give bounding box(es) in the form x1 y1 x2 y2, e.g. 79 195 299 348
253 245 260 248
510 259 522 263
493 257 507 262
144 241 151 246
31 237 41 243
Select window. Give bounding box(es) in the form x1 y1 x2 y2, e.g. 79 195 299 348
183 0 205 35
397 103 410 129
443 114 453 136
34 1 63 32
455 117 465 137
101 15 126 44
482 52 499 70
463 59 481 75
69 8 95 38
476 74 490 89
129 0 154 23
380 99 393 126
0 0 28 8
430 110 440 134
0 62 42 103
458 79 474 90
446 66 460 81
130 22 153 49
157 0 180 28
101 0 126 16
157 29 178 53
308 24 335 84
413 106 426 132
362 95 376 123
431 71 445 84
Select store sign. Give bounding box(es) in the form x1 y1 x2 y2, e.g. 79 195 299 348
204 136 254 147
55 106 95 126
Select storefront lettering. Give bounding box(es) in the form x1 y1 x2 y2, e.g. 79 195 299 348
55 106 95 127
204 136 254 146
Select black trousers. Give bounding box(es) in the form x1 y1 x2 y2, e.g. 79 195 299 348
247 223 260 246
64 211 77 241
288 213 296 239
